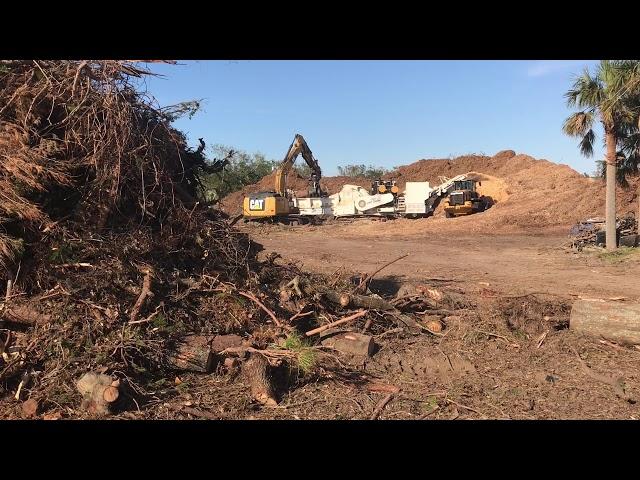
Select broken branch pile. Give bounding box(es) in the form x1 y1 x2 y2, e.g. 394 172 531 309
568 214 638 249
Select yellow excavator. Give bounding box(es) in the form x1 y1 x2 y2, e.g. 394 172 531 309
243 134 324 223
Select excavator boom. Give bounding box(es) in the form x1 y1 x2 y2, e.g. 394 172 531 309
274 134 322 197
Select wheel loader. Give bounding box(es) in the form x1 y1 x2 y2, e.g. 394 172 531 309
442 180 489 218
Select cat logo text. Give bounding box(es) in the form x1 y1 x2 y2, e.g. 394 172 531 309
249 199 265 211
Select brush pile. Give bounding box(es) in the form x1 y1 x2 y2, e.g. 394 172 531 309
0 61 448 419
568 214 638 250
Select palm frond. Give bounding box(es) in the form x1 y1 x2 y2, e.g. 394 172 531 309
563 111 595 137
615 151 634 187
568 68 604 109
600 60 640 116
579 129 596 157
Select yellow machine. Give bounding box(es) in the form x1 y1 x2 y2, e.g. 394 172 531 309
243 134 323 223
443 180 489 218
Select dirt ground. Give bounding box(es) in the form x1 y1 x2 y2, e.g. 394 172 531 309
154 150 640 420
241 219 639 300
164 220 640 421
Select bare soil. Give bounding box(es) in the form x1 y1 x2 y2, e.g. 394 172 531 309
248 226 640 299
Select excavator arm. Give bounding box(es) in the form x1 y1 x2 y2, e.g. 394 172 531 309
274 134 323 197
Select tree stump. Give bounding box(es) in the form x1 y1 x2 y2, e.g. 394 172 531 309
210 334 244 353
242 353 277 407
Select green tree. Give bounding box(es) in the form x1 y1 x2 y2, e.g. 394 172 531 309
199 145 278 202
293 163 314 178
337 164 389 180
563 60 639 250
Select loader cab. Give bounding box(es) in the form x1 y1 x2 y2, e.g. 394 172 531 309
452 180 477 192
444 179 487 218
449 180 481 204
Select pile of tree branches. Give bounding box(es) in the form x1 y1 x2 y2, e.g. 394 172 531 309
0 60 210 276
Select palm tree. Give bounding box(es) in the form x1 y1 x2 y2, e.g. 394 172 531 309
616 72 640 227
602 62 640 231
563 61 639 250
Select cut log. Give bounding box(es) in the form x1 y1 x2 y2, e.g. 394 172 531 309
242 354 277 406
102 386 119 403
321 331 375 356
570 299 640 345
305 310 368 336
210 334 244 353
167 335 215 373
76 372 120 416
339 293 351 307
321 290 422 335
424 319 443 333
21 399 39 418
1 305 52 326
323 290 395 311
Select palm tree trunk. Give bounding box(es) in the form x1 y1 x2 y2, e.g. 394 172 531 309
605 130 617 251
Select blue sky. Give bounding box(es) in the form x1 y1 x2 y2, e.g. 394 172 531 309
142 60 601 176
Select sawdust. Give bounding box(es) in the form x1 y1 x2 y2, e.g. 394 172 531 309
468 172 509 204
